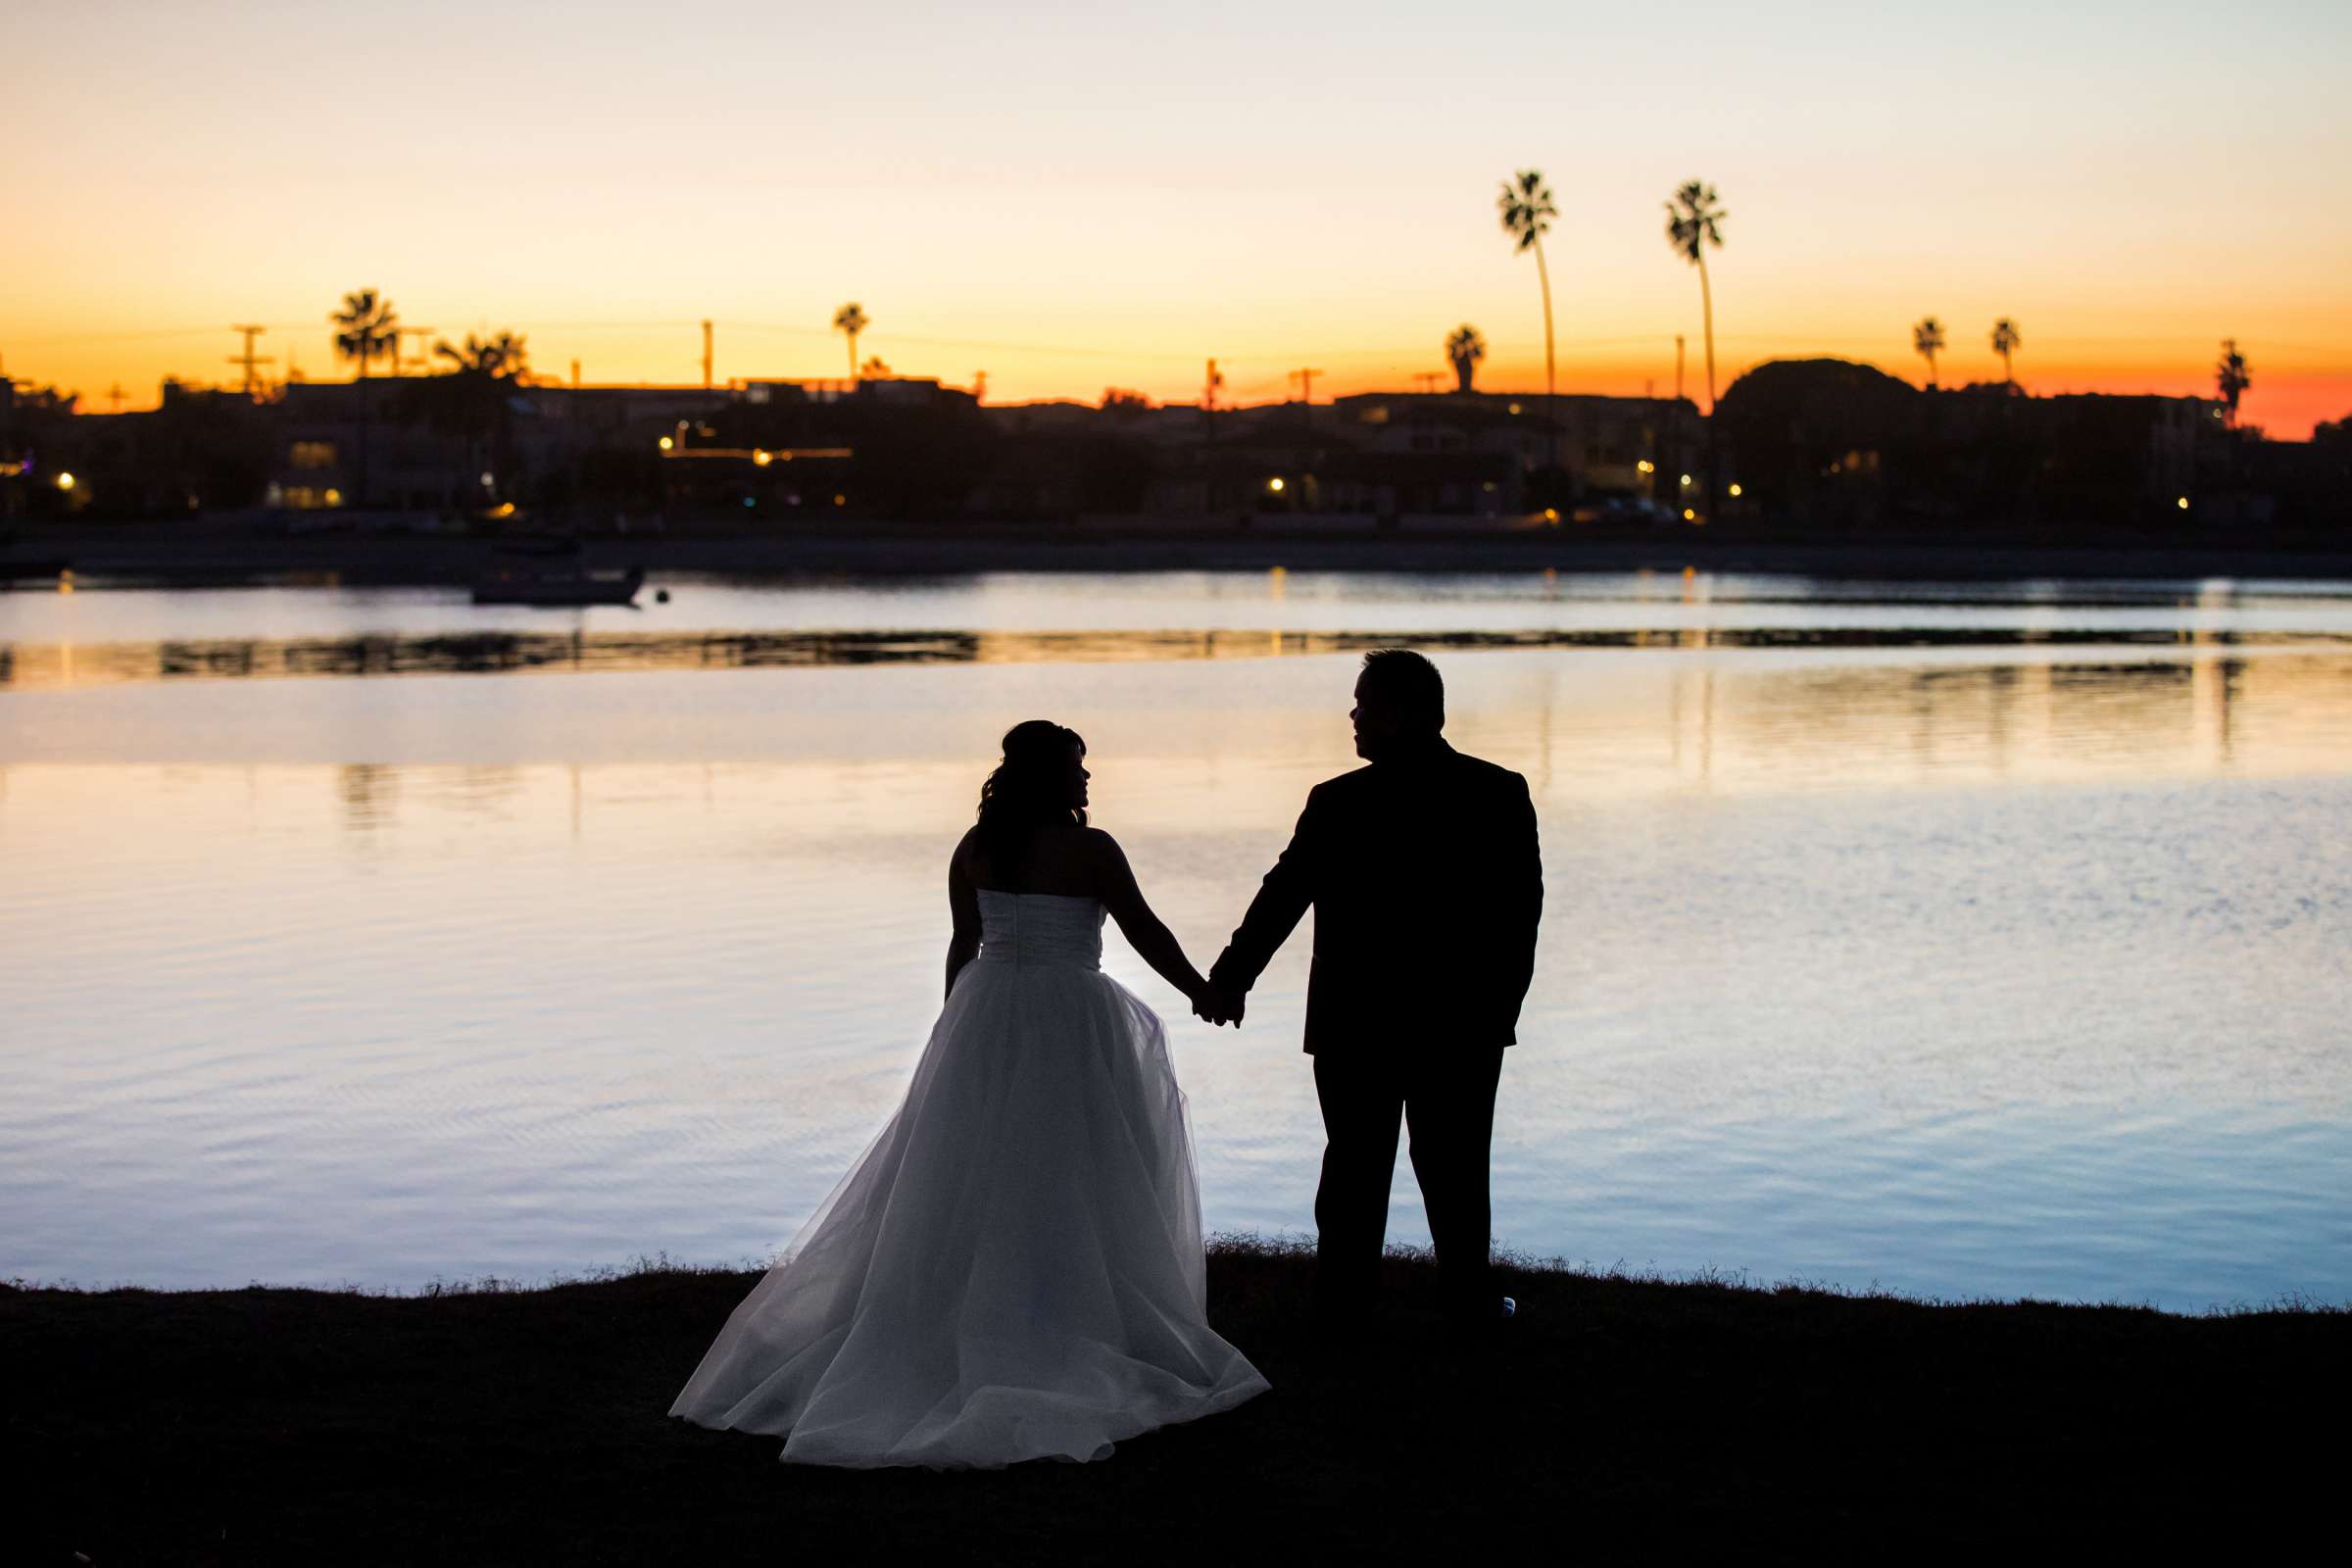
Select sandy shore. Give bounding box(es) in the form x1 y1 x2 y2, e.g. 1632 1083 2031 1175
10 516 2352 586
5 1243 2339 1560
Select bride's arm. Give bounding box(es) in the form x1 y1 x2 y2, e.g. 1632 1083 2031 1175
945 834 982 999
1087 829 1212 1012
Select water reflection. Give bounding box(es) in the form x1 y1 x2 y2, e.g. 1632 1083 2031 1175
2 574 2349 1306
1 623 2346 691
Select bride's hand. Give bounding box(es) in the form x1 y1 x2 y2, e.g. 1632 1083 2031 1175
1191 982 1242 1028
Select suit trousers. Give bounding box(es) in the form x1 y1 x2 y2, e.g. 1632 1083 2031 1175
1311 1043 1505 1324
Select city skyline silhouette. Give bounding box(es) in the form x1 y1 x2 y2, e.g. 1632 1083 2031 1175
6 1 2347 435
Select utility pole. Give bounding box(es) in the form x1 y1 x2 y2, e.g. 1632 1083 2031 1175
702 319 713 390
1289 368 1322 404
1675 335 1686 404
570 359 581 388
227 325 274 400
1412 371 1444 396
106 382 126 414
1202 359 1223 413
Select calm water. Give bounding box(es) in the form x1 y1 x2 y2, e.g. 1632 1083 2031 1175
4 570 2349 1310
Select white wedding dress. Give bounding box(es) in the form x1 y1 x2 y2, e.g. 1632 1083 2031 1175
670 890 1269 1467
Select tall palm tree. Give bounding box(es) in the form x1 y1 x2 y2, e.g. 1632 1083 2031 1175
329 288 399 508
1497 170 1559 476
1446 324 1487 394
1990 318 2022 384
1663 181 1727 414
833 303 869 382
2216 338 2251 425
1913 317 1946 388
1665 180 1728 521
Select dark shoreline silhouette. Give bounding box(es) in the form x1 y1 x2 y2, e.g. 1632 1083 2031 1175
4 1241 2339 1558
11 519 2352 594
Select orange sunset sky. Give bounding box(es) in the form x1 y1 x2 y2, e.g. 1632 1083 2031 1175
8 1 2350 435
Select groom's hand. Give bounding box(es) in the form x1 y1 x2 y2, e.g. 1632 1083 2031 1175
1203 982 1246 1028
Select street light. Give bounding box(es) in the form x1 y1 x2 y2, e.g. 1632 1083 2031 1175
55 471 74 491
2177 496 2190 511
1679 473 1692 487
1267 477 1286 493
659 436 673 451
1728 482 1743 498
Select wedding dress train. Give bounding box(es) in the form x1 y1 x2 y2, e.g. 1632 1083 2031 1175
671 891 1268 1467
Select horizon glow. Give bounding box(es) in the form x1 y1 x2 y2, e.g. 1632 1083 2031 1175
6 1 2349 435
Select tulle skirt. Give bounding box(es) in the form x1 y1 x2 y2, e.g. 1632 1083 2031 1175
669 957 1270 1467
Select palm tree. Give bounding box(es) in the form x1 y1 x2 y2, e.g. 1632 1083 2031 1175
1664 181 1727 414
329 288 399 507
1497 170 1559 476
1913 317 1946 387
1665 180 1728 521
1446 324 1487 394
330 288 399 380
433 330 528 380
1990 318 2022 384
833 303 869 382
423 331 531 507
2216 338 2251 424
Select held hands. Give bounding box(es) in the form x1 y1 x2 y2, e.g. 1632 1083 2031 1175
1191 981 1246 1029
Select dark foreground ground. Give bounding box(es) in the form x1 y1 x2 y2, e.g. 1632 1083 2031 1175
4 1244 2339 1563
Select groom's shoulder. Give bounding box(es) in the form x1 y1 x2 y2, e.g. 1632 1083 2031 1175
1441 746 1529 796
1309 764 1376 802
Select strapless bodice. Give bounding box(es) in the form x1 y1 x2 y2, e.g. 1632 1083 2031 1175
975 890 1104 971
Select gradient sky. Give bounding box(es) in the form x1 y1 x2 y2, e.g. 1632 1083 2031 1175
8 1 2351 433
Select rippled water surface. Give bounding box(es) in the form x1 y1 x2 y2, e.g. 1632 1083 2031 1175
4 570 2348 1309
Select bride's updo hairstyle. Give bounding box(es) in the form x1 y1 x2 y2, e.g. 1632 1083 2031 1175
975 720 1087 870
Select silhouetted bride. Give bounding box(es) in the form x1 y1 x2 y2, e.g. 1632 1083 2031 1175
671 720 1268 1466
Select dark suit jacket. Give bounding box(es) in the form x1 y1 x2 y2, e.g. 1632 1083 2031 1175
1209 737 1542 1054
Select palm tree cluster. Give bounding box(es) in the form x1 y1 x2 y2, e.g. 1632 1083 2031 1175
1910 317 2027 388
434 331 528 380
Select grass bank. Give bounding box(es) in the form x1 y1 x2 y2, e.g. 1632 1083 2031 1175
5 1241 2338 1562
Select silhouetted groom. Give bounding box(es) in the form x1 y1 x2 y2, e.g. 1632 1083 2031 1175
1203 650 1542 1331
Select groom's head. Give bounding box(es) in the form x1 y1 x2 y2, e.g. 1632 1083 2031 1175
1351 650 1444 760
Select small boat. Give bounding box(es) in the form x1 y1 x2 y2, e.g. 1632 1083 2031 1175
470 564 645 607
